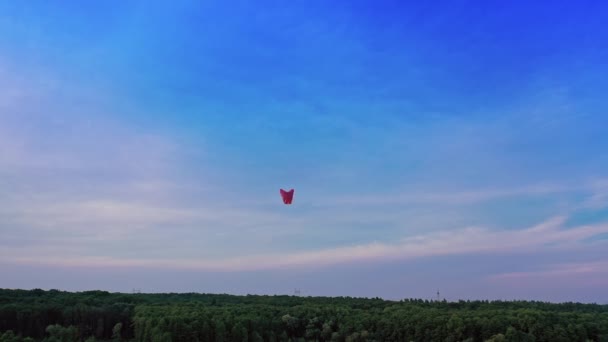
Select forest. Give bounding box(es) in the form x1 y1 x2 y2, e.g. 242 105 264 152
0 288 607 342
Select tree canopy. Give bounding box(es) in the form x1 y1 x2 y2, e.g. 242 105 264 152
1 288 607 341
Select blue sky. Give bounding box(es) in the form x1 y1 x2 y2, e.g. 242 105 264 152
1 1 608 303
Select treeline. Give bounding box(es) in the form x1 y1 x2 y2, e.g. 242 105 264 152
1 288 607 341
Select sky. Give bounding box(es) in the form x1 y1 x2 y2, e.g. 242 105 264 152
1 0 608 303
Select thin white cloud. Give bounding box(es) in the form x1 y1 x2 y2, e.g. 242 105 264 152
319 182 585 207
487 260 608 289
1 198 291 234
489 260 608 280
4 215 608 272
579 179 608 210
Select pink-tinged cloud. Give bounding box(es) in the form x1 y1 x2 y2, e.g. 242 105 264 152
488 260 608 289
3 215 608 272
491 260 608 279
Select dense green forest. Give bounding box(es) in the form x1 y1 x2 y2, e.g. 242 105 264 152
0 289 607 342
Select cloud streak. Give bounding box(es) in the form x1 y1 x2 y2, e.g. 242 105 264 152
319 182 591 207
3 215 607 272
490 260 608 280
487 260 608 292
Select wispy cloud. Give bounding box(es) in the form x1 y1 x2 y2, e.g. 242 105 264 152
4 215 607 272
319 182 589 207
488 260 608 290
579 179 608 210
490 260 608 280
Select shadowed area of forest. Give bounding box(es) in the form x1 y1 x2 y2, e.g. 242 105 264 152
0 288 607 341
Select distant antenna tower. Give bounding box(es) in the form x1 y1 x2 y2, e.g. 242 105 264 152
294 288 301 296
436 290 440 301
